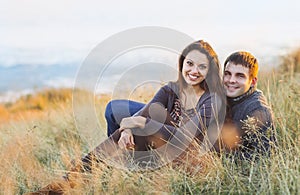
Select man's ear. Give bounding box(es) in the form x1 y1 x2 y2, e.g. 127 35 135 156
251 77 257 87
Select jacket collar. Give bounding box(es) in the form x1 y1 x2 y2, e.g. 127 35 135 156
227 86 256 106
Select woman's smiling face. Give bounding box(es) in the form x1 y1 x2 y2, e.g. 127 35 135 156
182 50 209 87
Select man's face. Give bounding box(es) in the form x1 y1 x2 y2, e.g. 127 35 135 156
223 62 256 98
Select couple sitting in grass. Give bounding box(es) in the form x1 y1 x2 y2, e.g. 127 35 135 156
27 40 276 194
100 40 275 163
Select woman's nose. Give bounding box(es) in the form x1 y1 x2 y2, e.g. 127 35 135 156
190 65 199 73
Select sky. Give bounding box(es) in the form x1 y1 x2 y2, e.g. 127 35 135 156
1 0 300 68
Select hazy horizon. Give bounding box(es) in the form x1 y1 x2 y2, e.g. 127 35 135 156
1 0 300 102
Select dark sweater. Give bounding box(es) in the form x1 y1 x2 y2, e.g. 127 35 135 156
226 88 276 160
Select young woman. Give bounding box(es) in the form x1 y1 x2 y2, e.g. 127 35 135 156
79 39 226 170
28 40 225 194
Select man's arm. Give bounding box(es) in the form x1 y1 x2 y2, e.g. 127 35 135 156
238 108 275 159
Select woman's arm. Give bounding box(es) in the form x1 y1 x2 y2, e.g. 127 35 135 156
117 85 171 148
137 92 213 141
119 85 173 130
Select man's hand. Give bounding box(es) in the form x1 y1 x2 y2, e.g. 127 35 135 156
120 116 146 130
118 129 135 150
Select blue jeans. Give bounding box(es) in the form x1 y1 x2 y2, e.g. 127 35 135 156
105 100 145 136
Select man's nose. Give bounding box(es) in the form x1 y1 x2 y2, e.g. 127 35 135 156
229 76 236 83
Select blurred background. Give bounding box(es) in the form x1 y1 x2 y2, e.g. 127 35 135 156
1 0 300 102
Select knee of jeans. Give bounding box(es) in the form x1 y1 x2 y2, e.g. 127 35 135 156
105 100 113 120
105 100 121 120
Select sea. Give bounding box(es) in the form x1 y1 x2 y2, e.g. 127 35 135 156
0 57 178 103
0 64 79 102
0 46 282 103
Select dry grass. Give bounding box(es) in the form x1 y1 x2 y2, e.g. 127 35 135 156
0 67 299 194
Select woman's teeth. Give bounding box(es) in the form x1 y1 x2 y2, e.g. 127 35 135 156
188 74 199 79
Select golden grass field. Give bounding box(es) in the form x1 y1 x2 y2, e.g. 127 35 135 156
0 50 299 194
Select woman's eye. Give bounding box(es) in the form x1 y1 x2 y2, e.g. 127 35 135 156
198 65 207 70
186 61 193 66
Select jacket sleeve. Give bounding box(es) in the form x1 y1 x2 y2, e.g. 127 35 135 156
133 92 213 142
237 107 275 160
134 85 176 126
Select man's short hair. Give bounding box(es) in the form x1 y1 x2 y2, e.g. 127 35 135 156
224 51 259 79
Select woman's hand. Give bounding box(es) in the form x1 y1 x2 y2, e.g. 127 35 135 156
120 116 146 130
118 129 135 150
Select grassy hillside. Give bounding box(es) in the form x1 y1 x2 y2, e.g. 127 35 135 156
0 51 299 194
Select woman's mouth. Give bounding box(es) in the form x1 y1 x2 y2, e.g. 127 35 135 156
188 74 200 81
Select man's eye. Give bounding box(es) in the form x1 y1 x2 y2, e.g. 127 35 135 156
224 71 231 75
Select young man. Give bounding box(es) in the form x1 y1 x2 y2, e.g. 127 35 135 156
220 51 276 160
